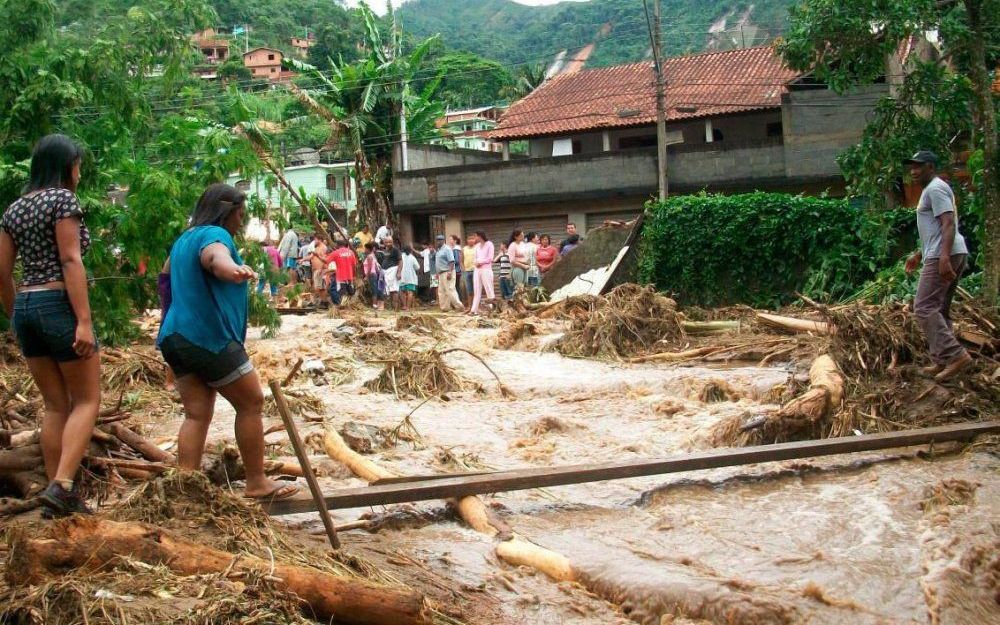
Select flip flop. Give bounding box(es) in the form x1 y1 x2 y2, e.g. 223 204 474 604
246 483 300 501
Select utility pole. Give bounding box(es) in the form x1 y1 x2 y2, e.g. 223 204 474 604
646 0 669 200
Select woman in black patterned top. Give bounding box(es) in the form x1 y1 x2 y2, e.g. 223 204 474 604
0 134 100 517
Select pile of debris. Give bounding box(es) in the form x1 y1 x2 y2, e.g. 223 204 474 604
364 349 468 399
555 284 684 360
711 299 999 447
1 472 436 625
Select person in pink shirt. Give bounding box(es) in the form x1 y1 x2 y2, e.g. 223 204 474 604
256 240 281 297
470 231 495 315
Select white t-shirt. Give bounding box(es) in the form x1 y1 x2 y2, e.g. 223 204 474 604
420 248 431 272
375 225 392 244
917 177 968 260
400 253 421 285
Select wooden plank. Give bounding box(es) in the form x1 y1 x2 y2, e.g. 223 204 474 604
266 421 1000 516
269 381 340 549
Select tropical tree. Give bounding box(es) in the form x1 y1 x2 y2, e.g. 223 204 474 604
289 3 444 230
0 0 281 341
778 0 1000 301
499 62 548 102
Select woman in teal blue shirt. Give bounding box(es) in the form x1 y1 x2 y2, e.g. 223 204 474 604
158 184 298 500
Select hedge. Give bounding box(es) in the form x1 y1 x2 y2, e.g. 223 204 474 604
637 193 912 307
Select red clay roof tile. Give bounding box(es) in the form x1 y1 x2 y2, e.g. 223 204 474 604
492 45 798 141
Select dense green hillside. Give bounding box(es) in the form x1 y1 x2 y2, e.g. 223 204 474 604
399 0 796 67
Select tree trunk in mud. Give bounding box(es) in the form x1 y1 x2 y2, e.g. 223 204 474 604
756 313 834 335
323 429 572 579
9 517 431 625
776 354 844 426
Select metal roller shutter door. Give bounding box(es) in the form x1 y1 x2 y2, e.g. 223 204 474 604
585 210 642 232
462 215 568 247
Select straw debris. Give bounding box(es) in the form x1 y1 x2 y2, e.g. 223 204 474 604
364 350 468 399
396 314 445 338
555 284 683 360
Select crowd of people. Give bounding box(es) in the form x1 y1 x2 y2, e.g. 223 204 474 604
256 221 585 316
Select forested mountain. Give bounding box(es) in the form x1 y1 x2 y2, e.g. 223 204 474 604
399 0 796 67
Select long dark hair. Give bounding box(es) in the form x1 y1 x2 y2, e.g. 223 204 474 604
476 230 488 242
508 229 523 245
190 183 246 229
25 134 83 194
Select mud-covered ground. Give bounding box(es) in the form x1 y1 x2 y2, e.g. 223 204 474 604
152 310 1000 625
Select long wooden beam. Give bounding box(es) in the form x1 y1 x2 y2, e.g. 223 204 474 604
265 421 1000 516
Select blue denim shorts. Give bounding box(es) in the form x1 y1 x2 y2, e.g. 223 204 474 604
12 290 94 362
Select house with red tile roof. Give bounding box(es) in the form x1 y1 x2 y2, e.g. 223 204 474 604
392 46 887 246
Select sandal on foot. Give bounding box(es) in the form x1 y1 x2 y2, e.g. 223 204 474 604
246 483 300 501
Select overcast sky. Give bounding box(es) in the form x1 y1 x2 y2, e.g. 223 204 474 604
349 0 591 15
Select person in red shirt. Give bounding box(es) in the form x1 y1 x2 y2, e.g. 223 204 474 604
326 239 357 307
536 234 558 274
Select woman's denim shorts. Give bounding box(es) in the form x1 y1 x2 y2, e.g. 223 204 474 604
12 290 94 362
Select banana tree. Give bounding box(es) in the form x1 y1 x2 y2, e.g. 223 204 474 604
287 3 443 230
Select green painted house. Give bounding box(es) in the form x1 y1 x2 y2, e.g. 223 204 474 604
227 161 357 213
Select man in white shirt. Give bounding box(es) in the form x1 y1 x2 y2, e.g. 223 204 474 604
375 223 392 247
903 151 971 381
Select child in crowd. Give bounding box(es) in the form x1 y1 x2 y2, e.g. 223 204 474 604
400 245 421 311
362 241 384 310
495 242 513 301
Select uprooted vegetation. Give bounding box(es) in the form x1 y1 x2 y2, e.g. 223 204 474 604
555 284 684 360
363 349 470 399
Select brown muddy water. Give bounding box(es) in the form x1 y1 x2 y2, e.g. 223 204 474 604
155 312 1000 625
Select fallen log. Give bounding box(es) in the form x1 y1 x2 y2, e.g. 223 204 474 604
776 354 844 424
87 457 170 474
680 320 742 335
107 423 176 464
756 312 834 335
0 445 42 474
324 429 569 579
9 516 431 625
629 346 721 364
9 470 46 497
0 496 41 517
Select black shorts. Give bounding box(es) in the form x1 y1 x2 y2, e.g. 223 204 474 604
160 333 253 388
12 290 98 362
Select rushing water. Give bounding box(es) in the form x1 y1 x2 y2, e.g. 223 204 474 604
165 314 1000 624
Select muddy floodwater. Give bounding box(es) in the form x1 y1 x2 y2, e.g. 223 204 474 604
155 312 1000 625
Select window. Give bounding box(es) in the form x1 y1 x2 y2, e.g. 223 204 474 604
712 128 724 142
326 174 337 190
766 121 783 137
618 135 657 150
270 67 276 74
235 179 250 192
267 54 275 61
572 140 582 155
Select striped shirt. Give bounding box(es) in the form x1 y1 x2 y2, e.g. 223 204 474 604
497 253 512 278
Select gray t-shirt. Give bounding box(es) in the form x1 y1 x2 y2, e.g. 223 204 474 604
917 177 967 261
434 245 455 274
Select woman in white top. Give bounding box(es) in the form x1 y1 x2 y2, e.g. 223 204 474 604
508 229 528 286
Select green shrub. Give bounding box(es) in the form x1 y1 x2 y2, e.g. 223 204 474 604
638 192 912 307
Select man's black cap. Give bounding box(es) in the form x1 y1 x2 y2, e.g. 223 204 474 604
904 150 938 166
